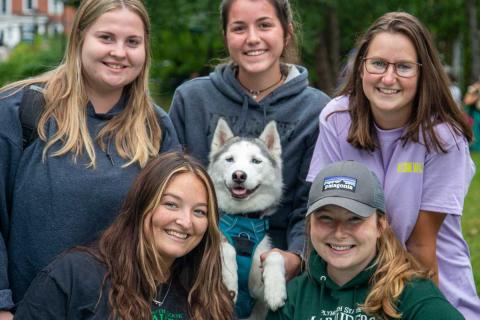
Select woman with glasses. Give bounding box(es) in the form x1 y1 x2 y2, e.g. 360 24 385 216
307 12 479 318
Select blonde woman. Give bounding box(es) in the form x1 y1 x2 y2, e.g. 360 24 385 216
0 0 178 316
15 152 234 320
268 161 463 320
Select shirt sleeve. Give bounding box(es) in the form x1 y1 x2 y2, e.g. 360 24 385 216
154 105 180 153
168 89 187 147
421 129 474 215
307 109 343 182
399 279 465 320
14 271 67 319
0 91 24 310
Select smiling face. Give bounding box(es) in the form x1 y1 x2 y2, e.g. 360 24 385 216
81 7 146 99
361 32 419 129
310 205 384 285
146 172 209 268
225 0 287 81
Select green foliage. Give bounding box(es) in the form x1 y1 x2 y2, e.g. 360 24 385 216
146 0 224 102
463 151 480 292
0 36 64 87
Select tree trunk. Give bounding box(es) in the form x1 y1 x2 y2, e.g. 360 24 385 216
467 0 480 81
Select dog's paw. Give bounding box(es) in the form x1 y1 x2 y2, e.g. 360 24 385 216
262 252 286 311
221 242 238 302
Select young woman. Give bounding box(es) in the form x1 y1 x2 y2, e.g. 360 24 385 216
14 152 234 320
169 0 330 282
0 0 179 315
307 12 479 318
268 161 464 320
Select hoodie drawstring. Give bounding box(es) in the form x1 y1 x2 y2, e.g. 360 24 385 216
235 95 250 133
319 275 326 303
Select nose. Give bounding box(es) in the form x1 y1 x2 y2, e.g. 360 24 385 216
333 221 348 239
109 43 126 58
246 26 260 44
381 64 397 85
175 210 193 229
232 170 247 183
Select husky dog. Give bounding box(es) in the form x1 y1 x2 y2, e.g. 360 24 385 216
208 118 286 320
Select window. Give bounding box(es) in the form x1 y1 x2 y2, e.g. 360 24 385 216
48 0 63 15
23 0 37 12
1 0 9 14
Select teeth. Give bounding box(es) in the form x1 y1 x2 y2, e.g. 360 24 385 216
245 50 266 56
105 63 124 69
330 244 353 251
378 88 399 94
166 230 188 239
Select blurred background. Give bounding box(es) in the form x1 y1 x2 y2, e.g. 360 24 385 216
0 0 479 291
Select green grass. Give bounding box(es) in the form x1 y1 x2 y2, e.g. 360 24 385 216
463 151 480 292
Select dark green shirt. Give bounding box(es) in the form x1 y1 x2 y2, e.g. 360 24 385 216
267 252 464 320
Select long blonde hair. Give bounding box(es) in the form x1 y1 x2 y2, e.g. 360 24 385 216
1 0 161 168
306 212 431 319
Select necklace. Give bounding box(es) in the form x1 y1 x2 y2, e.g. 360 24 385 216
152 277 173 307
239 74 284 100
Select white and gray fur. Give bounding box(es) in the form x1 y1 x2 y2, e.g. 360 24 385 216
208 118 286 320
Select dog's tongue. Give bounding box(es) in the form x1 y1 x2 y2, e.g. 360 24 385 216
232 187 247 196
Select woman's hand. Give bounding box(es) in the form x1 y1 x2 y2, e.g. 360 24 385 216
0 311 13 320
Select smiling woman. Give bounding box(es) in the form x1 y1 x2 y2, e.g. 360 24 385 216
0 0 180 317
15 152 234 320
307 11 479 318
169 0 330 290
268 161 464 320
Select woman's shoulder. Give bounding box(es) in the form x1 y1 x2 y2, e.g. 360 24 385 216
430 122 469 150
174 75 215 95
45 250 107 291
319 96 351 123
398 278 464 319
0 86 24 115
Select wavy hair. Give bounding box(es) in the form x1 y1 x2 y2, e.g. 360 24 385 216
220 0 300 64
86 152 234 319
306 212 431 319
339 12 472 152
0 0 161 168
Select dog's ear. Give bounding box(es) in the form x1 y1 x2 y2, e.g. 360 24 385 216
259 121 281 159
211 118 235 154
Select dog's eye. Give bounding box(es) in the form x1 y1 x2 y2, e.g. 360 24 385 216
225 157 234 162
251 158 262 164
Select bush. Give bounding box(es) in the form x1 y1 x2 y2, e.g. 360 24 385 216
0 35 64 87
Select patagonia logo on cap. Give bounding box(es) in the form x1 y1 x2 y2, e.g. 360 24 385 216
323 176 357 192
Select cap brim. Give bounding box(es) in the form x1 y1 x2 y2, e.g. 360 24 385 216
306 196 376 218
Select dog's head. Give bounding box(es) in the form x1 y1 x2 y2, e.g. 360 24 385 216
208 118 283 215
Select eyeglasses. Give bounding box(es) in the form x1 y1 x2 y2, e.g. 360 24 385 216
363 58 421 78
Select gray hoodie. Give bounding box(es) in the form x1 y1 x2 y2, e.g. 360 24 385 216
169 63 330 255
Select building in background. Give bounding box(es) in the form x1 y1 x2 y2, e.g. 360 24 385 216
0 0 75 48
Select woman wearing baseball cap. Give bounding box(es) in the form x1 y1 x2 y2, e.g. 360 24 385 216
268 161 463 320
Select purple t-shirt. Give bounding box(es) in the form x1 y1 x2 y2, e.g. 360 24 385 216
308 96 479 319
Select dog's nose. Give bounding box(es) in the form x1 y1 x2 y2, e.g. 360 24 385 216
232 170 247 183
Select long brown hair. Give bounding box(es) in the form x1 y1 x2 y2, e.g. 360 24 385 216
89 152 233 319
339 12 472 152
306 212 431 319
0 0 161 168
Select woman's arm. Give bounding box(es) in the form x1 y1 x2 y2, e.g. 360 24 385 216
14 271 67 319
406 210 445 284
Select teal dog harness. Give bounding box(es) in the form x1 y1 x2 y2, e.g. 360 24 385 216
219 213 269 318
